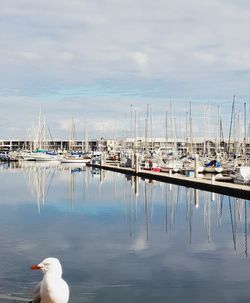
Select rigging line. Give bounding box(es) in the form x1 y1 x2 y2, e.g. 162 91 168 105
228 96 235 154
47 124 54 141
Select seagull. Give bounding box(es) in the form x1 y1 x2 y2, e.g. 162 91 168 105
29 257 69 303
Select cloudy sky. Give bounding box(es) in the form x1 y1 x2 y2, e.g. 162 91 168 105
0 0 249 139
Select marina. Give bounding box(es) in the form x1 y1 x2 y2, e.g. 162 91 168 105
1 134 250 201
0 162 249 303
1 112 249 303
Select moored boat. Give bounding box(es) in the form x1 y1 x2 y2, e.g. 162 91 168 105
31 149 60 162
214 173 233 182
203 160 224 173
239 166 250 183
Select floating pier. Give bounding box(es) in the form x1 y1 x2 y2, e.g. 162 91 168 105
88 163 250 200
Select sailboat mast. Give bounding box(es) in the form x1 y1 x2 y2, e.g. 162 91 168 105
169 96 173 151
189 101 193 154
216 106 221 155
244 102 247 163
130 104 133 151
43 115 46 150
227 95 236 156
145 104 149 154
165 111 168 152
186 111 189 154
134 110 137 153
203 105 206 155
150 107 153 153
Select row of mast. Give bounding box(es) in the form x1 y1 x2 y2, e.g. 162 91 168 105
27 97 249 158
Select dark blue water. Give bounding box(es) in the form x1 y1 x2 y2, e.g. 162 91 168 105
0 162 249 303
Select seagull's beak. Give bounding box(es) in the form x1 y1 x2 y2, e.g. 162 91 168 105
31 264 42 270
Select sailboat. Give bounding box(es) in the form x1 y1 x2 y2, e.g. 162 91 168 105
32 149 61 162
231 102 250 183
203 159 224 173
239 103 250 183
61 118 91 164
20 111 61 162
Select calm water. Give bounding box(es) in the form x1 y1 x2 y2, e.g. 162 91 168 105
0 161 249 303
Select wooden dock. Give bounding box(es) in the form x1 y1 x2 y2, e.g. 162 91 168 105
88 163 250 200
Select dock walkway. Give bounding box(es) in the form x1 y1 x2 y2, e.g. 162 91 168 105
88 163 250 200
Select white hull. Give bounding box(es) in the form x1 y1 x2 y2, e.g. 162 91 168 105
160 160 183 172
204 166 223 173
21 155 36 161
60 158 90 164
18 152 35 161
32 154 60 162
240 166 250 182
215 173 232 182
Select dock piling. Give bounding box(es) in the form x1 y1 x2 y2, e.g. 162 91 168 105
134 153 139 173
195 154 199 178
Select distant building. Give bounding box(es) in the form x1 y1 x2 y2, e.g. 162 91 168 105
0 138 249 157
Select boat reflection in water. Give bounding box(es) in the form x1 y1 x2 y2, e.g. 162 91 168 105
0 162 249 303
22 161 58 213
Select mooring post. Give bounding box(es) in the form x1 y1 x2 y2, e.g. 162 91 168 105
195 154 199 178
131 152 135 168
135 153 139 173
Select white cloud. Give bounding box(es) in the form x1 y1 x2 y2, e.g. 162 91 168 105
130 52 149 72
0 0 249 138
59 52 75 62
19 51 40 61
193 51 218 65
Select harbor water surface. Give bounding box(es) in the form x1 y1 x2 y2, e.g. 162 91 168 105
0 162 249 303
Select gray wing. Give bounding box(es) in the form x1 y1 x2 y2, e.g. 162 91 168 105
29 281 41 303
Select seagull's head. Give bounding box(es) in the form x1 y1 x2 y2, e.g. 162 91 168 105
31 257 63 276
